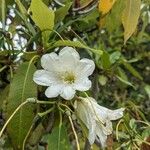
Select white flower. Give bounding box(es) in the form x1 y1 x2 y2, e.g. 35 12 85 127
74 97 125 147
33 47 95 100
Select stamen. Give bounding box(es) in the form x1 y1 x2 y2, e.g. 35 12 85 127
62 71 76 84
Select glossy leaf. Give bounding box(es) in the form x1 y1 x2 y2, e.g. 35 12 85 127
29 0 55 42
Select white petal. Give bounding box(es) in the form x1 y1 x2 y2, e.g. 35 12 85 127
76 100 96 145
60 86 75 100
33 70 57 86
41 52 59 71
107 108 125 120
95 105 124 121
76 58 95 78
45 84 63 98
96 124 108 147
74 78 91 91
59 47 80 69
105 120 113 135
59 47 80 60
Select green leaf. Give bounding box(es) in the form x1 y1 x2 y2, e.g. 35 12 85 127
117 67 134 87
110 51 121 64
6 62 37 150
105 0 125 33
101 51 111 69
29 0 55 42
46 125 70 150
0 86 9 110
55 2 72 23
117 67 129 83
0 0 14 21
116 75 134 88
15 0 36 36
122 0 141 43
122 60 143 80
15 0 28 18
98 75 108 86
144 84 150 98
47 40 103 55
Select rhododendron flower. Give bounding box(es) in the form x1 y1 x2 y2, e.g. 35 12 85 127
74 97 124 147
33 47 95 100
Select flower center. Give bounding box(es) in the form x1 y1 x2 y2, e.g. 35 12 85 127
62 71 75 84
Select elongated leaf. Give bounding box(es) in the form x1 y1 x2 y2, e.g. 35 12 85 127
122 61 143 80
101 51 111 69
47 40 103 55
117 67 131 87
47 125 70 150
0 86 9 110
55 2 72 23
6 62 37 150
99 0 117 15
104 0 125 32
122 0 141 43
29 0 54 42
15 0 27 18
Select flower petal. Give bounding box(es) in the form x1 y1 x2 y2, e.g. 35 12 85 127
60 86 75 100
33 70 57 86
45 84 63 98
59 47 80 69
41 52 59 71
107 108 125 120
96 124 108 147
76 58 95 78
75 100 96 145
74 77 91 91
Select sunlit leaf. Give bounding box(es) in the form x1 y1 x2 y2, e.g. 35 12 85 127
99 0 117 15
122 0 141 43
47 40 103 55
29 0 55 43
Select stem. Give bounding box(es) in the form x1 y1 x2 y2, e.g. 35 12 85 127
0 100 29 137
22 115 40 150
59 103 73 113
2 0 6 31
37 100 56 105
68 116 80 150
58 111 62 150
38 106 55 117
9 66 13 79
116 119 123 140
0 65 7 73
22 122 34 150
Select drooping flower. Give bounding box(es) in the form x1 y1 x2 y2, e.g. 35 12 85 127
74 97 125 147
33 47 95 100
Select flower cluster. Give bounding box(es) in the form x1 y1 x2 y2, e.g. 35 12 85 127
33 47 124 147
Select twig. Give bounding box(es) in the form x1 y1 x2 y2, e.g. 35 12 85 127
0 100 29 137
68 116 80 150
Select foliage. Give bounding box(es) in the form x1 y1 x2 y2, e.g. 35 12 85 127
0 0 150 149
